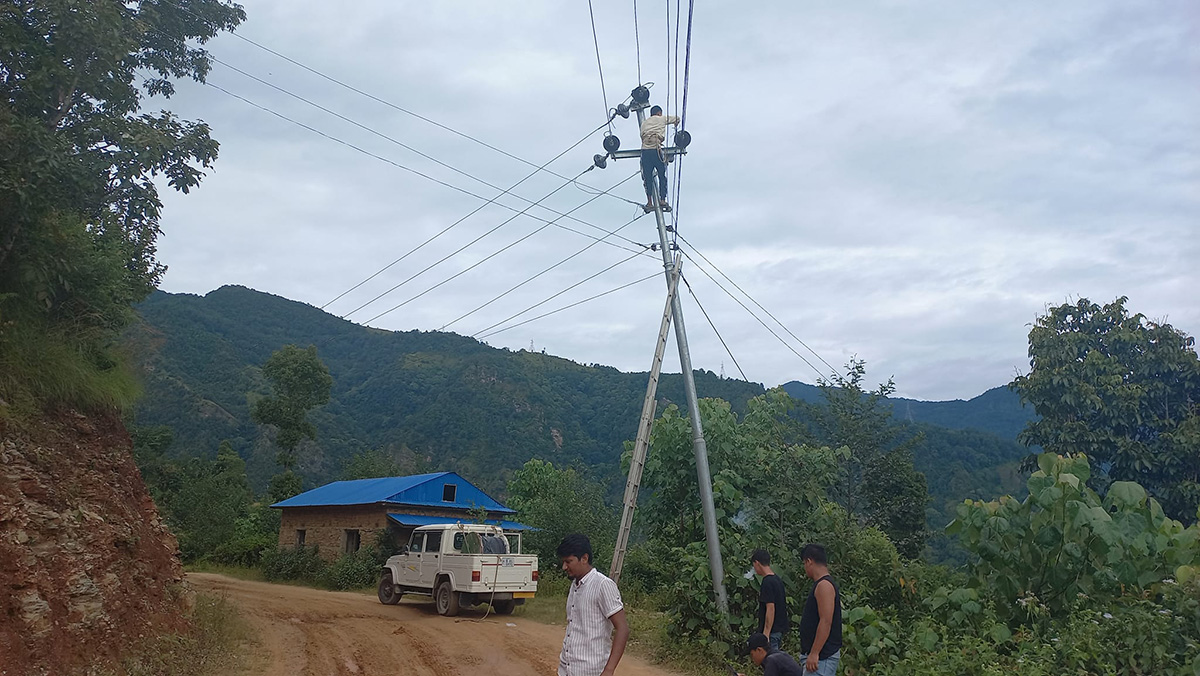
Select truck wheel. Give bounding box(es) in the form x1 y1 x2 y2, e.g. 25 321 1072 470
435 580 460 616
491 600 515 615
377 572 400 605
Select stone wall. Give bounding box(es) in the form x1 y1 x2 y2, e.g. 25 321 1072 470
277 505 509 561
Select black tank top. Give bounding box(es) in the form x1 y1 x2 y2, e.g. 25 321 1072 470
799 574 842 659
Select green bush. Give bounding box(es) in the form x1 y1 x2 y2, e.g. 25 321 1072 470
321 548 380 590
261 545 327 584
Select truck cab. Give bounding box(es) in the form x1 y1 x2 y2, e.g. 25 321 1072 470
378 523 539 616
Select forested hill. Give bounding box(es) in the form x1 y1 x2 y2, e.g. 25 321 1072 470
128 285 766 492
781 381 1035 441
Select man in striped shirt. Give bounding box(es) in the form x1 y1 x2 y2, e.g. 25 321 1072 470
557 534 629 676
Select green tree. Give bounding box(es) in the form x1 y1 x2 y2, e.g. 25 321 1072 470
506 459 617 572
340 448 404 481
803 360 930 558
251 344 333 469
948 452 1199 624
0 0 244 409
1012 297 1200 522
170 440 253 561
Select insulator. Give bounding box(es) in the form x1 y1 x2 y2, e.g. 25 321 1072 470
673 130 692 149
603 135 621 154
615 103 630 119
631 86 650 105
593 154 608 169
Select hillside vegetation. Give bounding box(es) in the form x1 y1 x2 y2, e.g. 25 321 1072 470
129 285 1031 549
129 285 767 494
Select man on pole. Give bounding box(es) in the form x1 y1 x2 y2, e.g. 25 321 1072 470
639 105 680 213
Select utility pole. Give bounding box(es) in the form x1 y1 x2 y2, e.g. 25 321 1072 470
611 257 679 584
600 85 728 613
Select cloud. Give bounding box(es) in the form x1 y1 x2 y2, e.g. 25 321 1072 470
154 0 1199 401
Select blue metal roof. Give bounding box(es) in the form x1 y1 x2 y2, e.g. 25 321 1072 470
271 471 514 513
387 513 536 531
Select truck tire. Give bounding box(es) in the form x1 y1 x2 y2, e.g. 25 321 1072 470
491 599 515 615
377 572 400 605
436 579 461 616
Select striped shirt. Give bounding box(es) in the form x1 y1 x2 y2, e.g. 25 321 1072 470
559 568 624 676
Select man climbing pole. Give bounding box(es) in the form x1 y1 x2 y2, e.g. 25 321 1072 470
640 105 680 213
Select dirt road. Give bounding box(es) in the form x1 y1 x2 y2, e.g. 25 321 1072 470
189 573 683 676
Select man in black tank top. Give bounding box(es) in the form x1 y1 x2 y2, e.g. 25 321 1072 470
797 544 842 674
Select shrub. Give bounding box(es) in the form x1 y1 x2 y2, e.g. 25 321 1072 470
321 548 380 590
261 545 327 584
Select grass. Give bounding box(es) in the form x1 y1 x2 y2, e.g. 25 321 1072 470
0 319 140 417
515 575 731 676
185 561 267 582
95 592 253 676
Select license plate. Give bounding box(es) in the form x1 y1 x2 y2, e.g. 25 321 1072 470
513 592 535 598
501 557 514 567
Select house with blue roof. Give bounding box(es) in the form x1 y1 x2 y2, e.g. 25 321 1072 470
271 471 531 560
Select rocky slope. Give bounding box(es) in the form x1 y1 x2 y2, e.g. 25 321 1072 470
0 411 185 675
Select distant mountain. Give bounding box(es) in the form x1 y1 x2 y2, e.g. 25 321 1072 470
781 381 1036 442
128 285 1032 557
127 286 766 494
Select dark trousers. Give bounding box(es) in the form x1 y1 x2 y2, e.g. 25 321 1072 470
640 148 668 201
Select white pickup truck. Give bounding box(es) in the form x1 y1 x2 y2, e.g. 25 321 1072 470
377 523 539 616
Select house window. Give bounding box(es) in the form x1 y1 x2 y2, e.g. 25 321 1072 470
344 529 361 554
295 530 306 547
442 483 457 502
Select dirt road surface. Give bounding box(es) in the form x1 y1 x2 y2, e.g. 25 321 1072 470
189 573 683 676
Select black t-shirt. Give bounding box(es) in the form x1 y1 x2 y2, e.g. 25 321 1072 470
757 574 789 634
761 649 804 676
799 575 842 659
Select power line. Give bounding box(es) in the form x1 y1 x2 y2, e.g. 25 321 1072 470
213 55 597 222
362 171 641 324
633 0 643 85
440 192 647 331
345 168 590 319
478 271 661 340
681 274 749 381
677 234 840 376
587 0 613 131
137 21 653 310
677 247 830 381
200 80 654 278
156 0 627 198
472 249 647 338
680 0 696 130
314 117 611 310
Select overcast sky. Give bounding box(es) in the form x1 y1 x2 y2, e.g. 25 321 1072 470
154 0 1199 401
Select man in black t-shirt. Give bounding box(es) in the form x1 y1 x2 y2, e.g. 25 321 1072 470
737 632 804 676
797 544 842 675
750 549 789 650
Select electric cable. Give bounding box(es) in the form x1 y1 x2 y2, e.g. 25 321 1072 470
137 21 651 309
472 249 647 338
478 271 661 340
677 235 839 375
440 189 647 331
587 0 613 132
677 247 831 381
345 167 591 319
199 81 654 281
680 274 749 381
680 0 695 130
362 171 641 324
156 0 629 197
633 0 643 86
